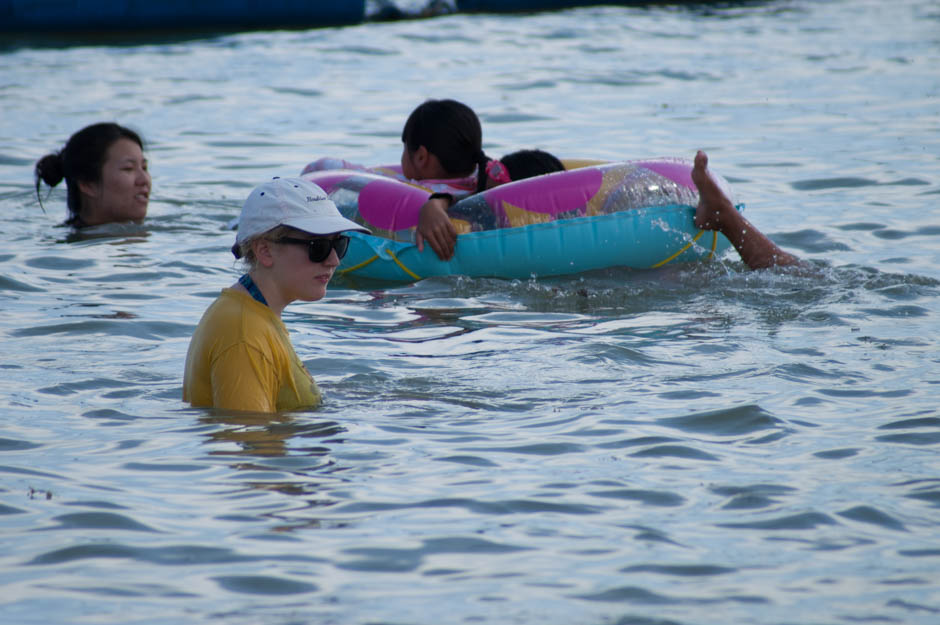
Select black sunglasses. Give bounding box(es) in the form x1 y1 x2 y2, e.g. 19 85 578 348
276 235 350 263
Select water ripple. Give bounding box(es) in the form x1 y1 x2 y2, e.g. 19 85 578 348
836 505 907 531
718 512 839 530
0 275 44 291
0 437 41 451
338 536 529 573
28 544 322 566
335 497 602 516
0 503 27 515
13 320 192 339
587 489 685 507
711 483 796 510
41 512 159 533
576 585 767 605
629 445 720 461
656 404 783 437
213 575 317 595
433 454 500 467
620 564 737 577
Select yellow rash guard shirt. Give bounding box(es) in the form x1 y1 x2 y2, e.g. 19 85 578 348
183 288 321 412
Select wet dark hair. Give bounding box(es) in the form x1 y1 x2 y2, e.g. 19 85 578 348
34 122 144 226
401 99 492 192
499 149 565 181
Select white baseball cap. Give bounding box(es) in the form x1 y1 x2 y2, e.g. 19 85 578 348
234 177 368 255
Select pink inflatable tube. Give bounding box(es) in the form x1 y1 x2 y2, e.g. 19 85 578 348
300 157 735 282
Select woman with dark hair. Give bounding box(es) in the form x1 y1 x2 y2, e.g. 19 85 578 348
34 122 151 227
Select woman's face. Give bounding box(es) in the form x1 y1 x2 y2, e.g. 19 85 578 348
82 138 151 224
271 235 342 304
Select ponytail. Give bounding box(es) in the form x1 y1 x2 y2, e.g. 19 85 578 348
474 150 491 193
34 152 65 213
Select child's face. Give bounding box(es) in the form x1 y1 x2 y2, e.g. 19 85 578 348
400 144 449 180
400 143 419 179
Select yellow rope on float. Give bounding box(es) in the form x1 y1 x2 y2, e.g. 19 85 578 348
338 254 379 275
387 250 422 281
650 229 706 268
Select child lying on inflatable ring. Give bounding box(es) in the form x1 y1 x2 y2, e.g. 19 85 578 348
304 99 565 260
419 149 802 272
392 99 568 259
320 98 801 272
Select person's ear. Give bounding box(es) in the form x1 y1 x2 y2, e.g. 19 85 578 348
77 180 100 198
413 145 431 171
253 238 276 268
414 145 448 179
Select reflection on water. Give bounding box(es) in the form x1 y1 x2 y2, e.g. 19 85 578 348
59 223 152 245
1 1 939 624
202 411 345 459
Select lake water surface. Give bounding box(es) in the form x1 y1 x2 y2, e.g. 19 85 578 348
1 1 939 623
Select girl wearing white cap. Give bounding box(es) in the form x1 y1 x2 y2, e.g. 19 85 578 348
183 177 368 412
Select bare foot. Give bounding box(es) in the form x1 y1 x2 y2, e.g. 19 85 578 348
692 150 735 231
690 150 801 270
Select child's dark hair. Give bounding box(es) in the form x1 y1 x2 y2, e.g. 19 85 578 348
35 122 144 226
401 99 492 192
500 149 564 181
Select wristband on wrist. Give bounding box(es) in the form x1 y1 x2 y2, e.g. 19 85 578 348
428 192 454 206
